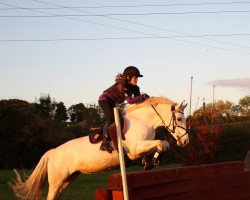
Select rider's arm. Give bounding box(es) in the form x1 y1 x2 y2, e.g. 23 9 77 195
125 94 147 104
116 83 147 104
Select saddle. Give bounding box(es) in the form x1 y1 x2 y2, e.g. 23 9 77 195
89 118 126 150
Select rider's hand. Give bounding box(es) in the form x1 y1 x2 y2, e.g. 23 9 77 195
142 93 150 99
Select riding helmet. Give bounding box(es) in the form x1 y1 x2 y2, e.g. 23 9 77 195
123 66 143 77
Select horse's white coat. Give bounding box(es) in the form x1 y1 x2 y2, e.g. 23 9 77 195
10 97 188 200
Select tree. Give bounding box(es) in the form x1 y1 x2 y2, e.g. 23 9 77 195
0 99 43 168
68 103 86 122
192 96 250 125
34 94 56 119
83 104 102 127
238 95 250 120
54 102 68 122
192 100 236 125
213 100 236 123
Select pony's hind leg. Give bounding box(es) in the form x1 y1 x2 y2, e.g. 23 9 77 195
46 184 62 200
56 171 80 199
46 168 69 200
46 171 80 200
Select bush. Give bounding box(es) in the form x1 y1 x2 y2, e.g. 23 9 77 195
173 125 221 165
215 121 250 162
158 122 250 166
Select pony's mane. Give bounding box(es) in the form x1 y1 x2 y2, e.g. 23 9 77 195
124 96 175 114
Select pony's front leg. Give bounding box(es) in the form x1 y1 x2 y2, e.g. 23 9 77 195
126 140 169 160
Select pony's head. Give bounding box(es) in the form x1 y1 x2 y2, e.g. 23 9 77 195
149 99 189 147
125 97 189 147
168 101 189 147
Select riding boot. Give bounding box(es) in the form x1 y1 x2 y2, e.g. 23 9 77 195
100 124 114 153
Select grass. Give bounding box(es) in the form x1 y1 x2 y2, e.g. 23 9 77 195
0 169 16 200
1 165 173 200
1 168 116 200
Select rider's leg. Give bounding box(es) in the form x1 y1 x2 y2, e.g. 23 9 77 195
98 100 115 153
100 122 114 153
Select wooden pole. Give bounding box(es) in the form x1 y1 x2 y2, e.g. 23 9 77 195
114 107 129 200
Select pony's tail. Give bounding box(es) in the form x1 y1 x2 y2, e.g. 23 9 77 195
8 150 52 200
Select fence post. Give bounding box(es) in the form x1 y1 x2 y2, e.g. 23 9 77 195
113 107 129 200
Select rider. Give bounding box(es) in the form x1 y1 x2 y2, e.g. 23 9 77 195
98 66 149 153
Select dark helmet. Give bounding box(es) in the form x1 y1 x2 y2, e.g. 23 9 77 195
123 66 143 77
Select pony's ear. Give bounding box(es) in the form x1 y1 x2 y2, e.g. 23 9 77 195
182 103 188 110
171 105 175 111
176 101 188 111
176 101 184 110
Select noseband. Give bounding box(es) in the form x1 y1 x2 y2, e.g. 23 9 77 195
151 104 187 142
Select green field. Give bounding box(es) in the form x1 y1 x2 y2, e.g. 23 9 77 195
0 168 118 200
1 165 169 200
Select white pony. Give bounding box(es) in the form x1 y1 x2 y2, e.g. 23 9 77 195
9 97 188 200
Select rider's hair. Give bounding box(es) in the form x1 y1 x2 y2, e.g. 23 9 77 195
115 73 127 83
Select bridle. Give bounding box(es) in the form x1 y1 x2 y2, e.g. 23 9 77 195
151 104 188 142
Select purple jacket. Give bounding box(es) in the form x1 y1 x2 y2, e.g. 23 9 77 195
99 82 146 104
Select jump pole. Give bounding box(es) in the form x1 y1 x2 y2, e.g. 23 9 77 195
113 107 129 200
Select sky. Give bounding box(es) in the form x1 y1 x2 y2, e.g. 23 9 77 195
0 0 250 114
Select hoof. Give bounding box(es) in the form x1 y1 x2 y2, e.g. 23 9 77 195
144 162 155 171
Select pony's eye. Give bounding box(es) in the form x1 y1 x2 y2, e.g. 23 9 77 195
177 117 182 122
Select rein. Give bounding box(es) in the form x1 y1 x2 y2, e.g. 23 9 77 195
151 104 187 142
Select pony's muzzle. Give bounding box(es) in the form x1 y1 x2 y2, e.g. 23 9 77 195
177 135 189 147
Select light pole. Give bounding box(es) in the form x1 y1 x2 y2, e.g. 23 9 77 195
212 85 215 123
189 76 193 117
188 76 193 131
203 97 207 125
211 85 215 132
195 97 200 111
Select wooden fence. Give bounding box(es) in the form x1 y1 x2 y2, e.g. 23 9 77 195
95 161 250 200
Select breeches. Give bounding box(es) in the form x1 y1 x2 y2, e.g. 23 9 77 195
98 100 115 125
